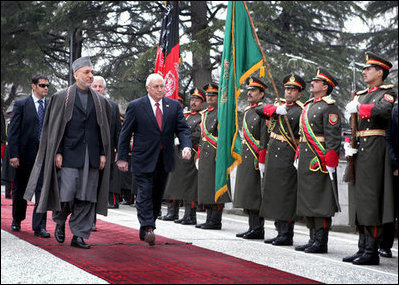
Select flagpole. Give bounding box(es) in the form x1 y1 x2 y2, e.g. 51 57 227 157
243 1 298 149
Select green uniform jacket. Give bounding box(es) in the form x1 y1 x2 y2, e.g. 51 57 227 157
198 107 231 205
258 100 302 221
234 103 267 210
297 95 341 218
349 85 396 226
164 111 201 201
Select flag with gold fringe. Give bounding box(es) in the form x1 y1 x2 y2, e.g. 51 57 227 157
215 1 265 202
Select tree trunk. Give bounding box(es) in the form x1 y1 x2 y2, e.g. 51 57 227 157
190 1 212 88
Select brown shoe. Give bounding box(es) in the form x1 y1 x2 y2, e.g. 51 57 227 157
144 227 155 246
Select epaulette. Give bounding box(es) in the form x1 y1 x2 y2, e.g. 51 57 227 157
274 98 286 105
322 95 336 104
304 97 313 105
295 100 304 109
356 88 368 95
199 108 208 115
380 84 395 90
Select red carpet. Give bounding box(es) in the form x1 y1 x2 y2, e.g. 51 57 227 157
1 195 321 284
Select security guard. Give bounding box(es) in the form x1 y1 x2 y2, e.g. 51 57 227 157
344 52 396 265
161 94 186 221
295 67 341 254
173 88 204 225
196 83 231 230
234 76 268 239
255 74 305 245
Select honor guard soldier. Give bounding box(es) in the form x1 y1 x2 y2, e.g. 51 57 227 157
234 76 268 239
295 67 341 254
196 83 231 230
172 88 204 225
160 94 186 221
344 52 396 265
255 74 305 245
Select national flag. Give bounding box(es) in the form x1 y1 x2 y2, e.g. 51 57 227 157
215 1 265 202
154 1 180 100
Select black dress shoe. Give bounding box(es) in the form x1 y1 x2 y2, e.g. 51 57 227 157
11 221 21 232
264 237 277 244
201 222 222 230
144 228 155 246
34 228 50 238
55 224 65 243
71 236 91 249
181 218 197 225
236 230 251 238
243 229 264 240
379 248 392 258
174 218 184 224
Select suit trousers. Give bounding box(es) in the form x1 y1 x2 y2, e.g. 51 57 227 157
12 163 47 230
134 151 168 230
52 200 95 239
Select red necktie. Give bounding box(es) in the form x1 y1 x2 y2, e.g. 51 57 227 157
155 102 163 130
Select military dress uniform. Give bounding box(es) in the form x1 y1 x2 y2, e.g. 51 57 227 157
234 76 268 239
163 89 204 225
296 68 341 254
344 52 396 265
256 74 305 246
196 83 231 230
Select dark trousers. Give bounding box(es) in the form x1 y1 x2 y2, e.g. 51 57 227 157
12 163 47 231
135 151 168 230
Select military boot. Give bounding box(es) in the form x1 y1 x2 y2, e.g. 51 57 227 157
265 221 280 244
201 205 223 230
243 212 264 239
237 210 252 238
196 207 212 228
304 228 328 253
352 235 380 265
273 221 294 246
175 203 190 224
295 228 315 251
180 203 197 225
343 232 366 262
161 200 180 221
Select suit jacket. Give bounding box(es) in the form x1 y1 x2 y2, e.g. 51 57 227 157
57 91 104 168
118 95 191 174
8 95 48 164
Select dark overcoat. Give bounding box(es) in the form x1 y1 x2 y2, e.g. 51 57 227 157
24 84 112 215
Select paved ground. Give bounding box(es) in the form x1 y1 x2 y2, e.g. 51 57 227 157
1 185 398 284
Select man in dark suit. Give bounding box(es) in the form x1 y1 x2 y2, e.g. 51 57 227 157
117 73 192 246
8 74 50 237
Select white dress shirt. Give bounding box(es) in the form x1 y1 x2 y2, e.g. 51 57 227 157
32 92 45 114
147 94 163 117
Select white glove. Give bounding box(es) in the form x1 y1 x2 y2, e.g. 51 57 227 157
344 142 358 157
182 147 191 160
258 163 265 179
174 137 180 146
345 100 360 114
276 105 287 115
195 159 199 170
293 159 298 170
326 166 336 180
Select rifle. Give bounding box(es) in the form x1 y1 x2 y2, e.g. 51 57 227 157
343 60 358 183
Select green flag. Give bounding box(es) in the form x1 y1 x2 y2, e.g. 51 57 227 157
215 1 264 202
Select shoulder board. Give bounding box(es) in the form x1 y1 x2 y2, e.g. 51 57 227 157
304 98 313 105
199 108 208 115
322 95 335 104
356 88 368 95
380 84 395 90
295 100 304 109
274 98 286 105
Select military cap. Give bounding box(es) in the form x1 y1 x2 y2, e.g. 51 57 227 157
283 74 306 91
364 51 392 71
177 93 185 103
246 76 267 91
189 87 206 101
72 56 93 73
311 67 338 88
203 83 219 96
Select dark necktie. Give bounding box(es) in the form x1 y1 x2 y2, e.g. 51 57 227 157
155 102 163 130
38 99 44 140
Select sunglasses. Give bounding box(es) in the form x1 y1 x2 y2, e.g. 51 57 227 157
37 83 50 88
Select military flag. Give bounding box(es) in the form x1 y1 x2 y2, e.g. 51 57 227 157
215 1 265 202
154 1 180 100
